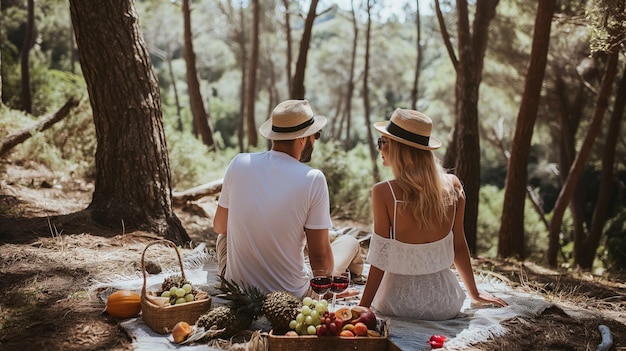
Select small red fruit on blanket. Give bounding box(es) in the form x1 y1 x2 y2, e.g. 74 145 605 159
428 334 447 348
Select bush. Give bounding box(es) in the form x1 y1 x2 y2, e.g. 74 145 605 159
310 141 382 222
477 185 549 259
603 208 626 270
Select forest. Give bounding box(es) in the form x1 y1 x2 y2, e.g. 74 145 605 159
1 0 626 350
2 0 625 270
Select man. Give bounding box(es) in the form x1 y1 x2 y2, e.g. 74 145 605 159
213 99 362 299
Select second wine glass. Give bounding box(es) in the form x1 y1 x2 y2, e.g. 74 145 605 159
330 268 350 312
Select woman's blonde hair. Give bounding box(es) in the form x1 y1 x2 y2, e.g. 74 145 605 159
387 139 455 229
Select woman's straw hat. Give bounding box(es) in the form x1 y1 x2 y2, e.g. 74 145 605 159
259 100 327 140
374 108 442 150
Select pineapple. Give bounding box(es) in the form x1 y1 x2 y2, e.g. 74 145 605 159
195 276 301 338
262 291 301 334
196 305 254 338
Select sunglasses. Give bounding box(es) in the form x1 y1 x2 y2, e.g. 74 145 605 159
377 137 387 149
314 131 321 140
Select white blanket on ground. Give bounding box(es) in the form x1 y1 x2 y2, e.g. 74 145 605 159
95 255 551 351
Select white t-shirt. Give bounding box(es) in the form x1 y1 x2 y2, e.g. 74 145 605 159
219 150 332 298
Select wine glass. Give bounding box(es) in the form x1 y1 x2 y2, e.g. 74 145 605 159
330 268 350 312
309 270 331 300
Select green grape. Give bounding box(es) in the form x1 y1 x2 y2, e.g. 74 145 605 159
184 293 194 302
289 320 297 329
169 287 178 295
301 306 311 315
307 325 317 335
182 283 193 293
175 297 186 305
315 303 326 314
311 317 321 326
295 313 305 323
310 310 319 320
295 322 303 333
319 299 328 308
305 315 313 325
302 297 313 306
175 288 186 297
161 291 170 298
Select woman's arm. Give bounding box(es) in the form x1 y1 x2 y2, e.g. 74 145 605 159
451 176 507 306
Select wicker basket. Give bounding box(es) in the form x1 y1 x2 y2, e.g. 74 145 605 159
140 239 212 334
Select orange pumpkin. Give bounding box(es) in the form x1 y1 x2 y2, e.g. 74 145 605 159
106 290 142 319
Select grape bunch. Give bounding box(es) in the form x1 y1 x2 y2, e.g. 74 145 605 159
315 309 343 336
160 283 195 305
288 297 329 335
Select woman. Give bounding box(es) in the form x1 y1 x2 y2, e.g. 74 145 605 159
359 108 507 320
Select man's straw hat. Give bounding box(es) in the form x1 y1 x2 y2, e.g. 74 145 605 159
259 100 327 140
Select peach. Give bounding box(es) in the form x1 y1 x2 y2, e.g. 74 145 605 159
339 330 355 337
171 321 192 343
353 322 368 336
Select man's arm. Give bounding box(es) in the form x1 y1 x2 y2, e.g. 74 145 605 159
305 228 333 274
213 205 228 235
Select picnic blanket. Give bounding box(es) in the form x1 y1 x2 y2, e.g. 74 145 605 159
95 243 552 351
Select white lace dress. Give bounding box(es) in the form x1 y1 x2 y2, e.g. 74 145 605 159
366 182 466 320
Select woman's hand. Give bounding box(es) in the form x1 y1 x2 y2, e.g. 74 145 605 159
472 292 508 307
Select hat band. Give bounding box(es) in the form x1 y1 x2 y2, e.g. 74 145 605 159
272 117 314 133
387 121 430 146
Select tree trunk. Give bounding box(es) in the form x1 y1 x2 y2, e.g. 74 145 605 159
20 0 34 114
554 73 587 262
282 0 292 93
69 0 190 245
238 3 247 152
246 0 260 148
183 0 215 150
547 49 619 267
344 0 358 151
498 0 555 259
434 0 459 169
578 61 626 269
291 0 318 99
452 0 498 254
410 0 422 110
363 0 380 183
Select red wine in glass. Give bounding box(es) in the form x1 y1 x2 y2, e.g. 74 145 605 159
310 276 331 295
331 275 349 293
330 269 351 311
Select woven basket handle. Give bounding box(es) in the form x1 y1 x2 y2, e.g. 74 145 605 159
141 239 186 297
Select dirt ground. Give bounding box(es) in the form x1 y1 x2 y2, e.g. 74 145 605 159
1 163 626 351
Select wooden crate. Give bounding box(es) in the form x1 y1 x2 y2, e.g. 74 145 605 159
268 330 401 351
268 332 392 351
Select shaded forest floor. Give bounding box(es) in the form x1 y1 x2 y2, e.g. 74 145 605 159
1 163 625 351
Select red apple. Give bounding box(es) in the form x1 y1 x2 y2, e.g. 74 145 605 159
350 306 377 330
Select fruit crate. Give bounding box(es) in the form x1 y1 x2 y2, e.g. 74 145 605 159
268 319 401 351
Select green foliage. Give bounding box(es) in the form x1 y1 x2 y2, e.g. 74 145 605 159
0 102 95 178
603 208 626 270
310 141 378 221
587 0 626 53
165 124 239 191
477 185 549 260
